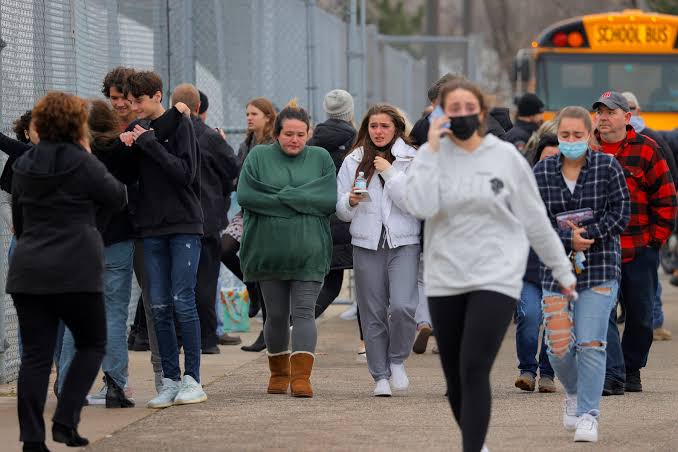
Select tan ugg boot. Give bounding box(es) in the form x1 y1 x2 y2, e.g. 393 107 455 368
290 352 315 398
267 351 290 394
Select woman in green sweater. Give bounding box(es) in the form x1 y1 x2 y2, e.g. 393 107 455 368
237 101 337 398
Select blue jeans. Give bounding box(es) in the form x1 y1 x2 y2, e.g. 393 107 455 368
606 247 659 384
144 234 202 382
516 282 553 378
653 278 664 329
58 241 135 392
215 269 225 337
543 280 619 416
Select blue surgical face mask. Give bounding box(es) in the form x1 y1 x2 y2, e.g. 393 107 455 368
629 115 646 133
558 140 588 160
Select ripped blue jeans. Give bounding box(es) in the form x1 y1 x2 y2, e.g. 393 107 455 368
144 234 202 383
542 280 618 417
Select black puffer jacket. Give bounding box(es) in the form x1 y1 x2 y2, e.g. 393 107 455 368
307 118 356 270
502 119 540 152
8 142 127 294
642 127 678 189
192 116 239 235
92 137 139 246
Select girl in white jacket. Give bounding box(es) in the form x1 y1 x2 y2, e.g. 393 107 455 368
336 104 421 397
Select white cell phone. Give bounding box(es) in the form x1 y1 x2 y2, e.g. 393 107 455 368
354 190 371 202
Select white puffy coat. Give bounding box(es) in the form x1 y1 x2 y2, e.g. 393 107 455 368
336 138 421 250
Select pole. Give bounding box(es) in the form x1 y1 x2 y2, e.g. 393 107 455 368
462 0 472 78
359 0 367 118
425 0 439 89
347 0 360 119
305 0 317 121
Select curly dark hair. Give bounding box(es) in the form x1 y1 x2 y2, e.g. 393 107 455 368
102 66 135 98
12 110 32 143
123 71 163 100
32 92 88 144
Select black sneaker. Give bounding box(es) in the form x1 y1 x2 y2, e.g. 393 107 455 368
625 370 642 392
202 345 221 355
602 379 625 396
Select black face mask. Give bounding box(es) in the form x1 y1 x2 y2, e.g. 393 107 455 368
449 114 480 140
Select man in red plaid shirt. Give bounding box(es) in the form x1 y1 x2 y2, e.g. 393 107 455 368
593 91 677 396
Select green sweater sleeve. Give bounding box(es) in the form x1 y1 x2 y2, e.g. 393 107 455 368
236 151 296 218
277 152 337 217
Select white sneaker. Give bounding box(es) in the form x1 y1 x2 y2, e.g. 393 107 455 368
574 413 598 442
373 379 392 397
390 363 409 391
480 445 490 452
86 383 107 405
173 375 207 405
356 351 367 363
147 378 180 409
339 303 358 321
563 393 578 432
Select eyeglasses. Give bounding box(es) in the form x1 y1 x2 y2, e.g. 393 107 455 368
629 106 638 111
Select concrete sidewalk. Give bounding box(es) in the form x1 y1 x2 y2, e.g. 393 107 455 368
3 281 678 451
90 280 677 451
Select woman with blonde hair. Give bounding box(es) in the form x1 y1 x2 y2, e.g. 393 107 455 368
523 120 557 161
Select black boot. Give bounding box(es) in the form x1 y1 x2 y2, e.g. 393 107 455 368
23 442 50 452
130 326 150 351
52 422 89 447
127 326 137 350
247 282 261 318
241 330 266 352
104 373 135 408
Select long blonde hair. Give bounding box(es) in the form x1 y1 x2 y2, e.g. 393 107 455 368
524 120 557 162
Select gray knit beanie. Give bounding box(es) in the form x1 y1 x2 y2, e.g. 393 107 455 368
323 89 354 121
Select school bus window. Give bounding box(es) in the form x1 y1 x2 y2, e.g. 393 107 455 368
538 54 678 112
561 64 593 88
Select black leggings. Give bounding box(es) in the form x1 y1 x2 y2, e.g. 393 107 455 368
428 291 515 452
13 292 106 443
220 234 265 323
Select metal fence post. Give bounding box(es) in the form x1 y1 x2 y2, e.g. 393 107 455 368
305 0 317 121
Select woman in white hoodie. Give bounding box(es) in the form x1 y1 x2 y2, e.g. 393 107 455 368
336 104 421 397
405 79 577 452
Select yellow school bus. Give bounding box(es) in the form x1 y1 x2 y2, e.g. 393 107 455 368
514 10 678 130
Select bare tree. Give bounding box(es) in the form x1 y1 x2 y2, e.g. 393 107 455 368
480 0 636 80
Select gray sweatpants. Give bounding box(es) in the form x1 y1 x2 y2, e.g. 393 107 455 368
414 254 431 326
353 243 420 381
260 280 323 354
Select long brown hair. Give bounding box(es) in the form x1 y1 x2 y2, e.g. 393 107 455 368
246 97 276 145
352 104 410 183
88 99 120 150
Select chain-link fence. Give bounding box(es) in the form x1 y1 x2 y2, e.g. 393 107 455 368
0 0 472 383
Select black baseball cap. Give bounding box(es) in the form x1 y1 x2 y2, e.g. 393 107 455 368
517 93 544 116
592 91 629 112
